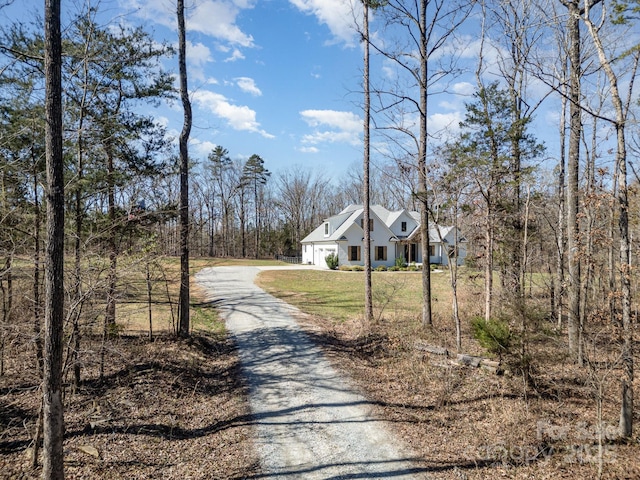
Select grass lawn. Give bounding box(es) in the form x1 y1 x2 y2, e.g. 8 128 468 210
255 268 482 324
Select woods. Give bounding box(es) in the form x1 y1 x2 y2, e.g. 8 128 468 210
0 0 639 477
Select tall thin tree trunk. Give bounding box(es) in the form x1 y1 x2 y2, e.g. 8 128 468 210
32 158 44 375
72 12 92 389
582 0 635 437
556 78 567 329
484 204 494 321
362 0 373 326
240 192 246 258
72 131 84 388
254 181 260 259
617 122 633 438
177 0 192 337
565 0 581 362
418 0 432 327
43 0 65 476
146 261 153 341
105 147 117 329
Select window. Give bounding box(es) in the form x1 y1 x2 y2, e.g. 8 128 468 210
401 221 407 232
375 246 387 261
324 223 329 236
429 245 435 257
348 245 361 261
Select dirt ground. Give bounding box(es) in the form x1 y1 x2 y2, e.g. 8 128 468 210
0 333 260 479
293 311 640 480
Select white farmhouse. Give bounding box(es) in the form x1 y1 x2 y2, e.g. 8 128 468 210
300 205 467 269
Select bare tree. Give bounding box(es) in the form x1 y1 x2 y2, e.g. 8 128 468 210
43 0 64 477
177 0 191 337
372 0 475 327
581 0 638 439
559 0 591 362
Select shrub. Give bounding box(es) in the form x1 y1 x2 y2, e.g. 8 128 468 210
471 316 511 359
325 252 339 270
395 257 406 268
430 263 438 271
352 265 364 271
388 266 400 271
407 264 418 271
339 265 353 271
376 265 387 271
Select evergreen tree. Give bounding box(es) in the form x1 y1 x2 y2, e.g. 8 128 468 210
241 155 270 258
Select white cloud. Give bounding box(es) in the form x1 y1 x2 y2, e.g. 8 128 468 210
298 146 320 154
224 49 246 62
300 109 361 146
188 41 213 67
181 41 214 82
428 112 462 140
289 0 361 46
126 0 255 48
192 90 274 138
235 77 262 96
191 138 218 158
451 82 475 96
188 1 255 47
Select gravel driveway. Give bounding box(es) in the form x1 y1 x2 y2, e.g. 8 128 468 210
196 266 430 479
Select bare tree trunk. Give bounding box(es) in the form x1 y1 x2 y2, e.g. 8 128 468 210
240 190 247 258
564 0 581 361
418 0 431 327
362 0 373 326
1 257 12 375
177 0 191 337
582 0 636 437
105 147 117 329
31 397 43 469
71 19 92 388
556 78 567 329
484 204 493 321
72 132 84 388
43 0 65 476
32 162 44 375
616 121 633 438
146 261 153 341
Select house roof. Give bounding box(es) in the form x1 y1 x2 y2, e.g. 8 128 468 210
301 205 391 244
407 224 468 243
301 205 464 245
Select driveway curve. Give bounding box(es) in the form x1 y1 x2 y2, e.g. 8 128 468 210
195 266 430 479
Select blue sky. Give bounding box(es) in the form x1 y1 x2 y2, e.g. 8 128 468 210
0 0 374 176
1 0 577 180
